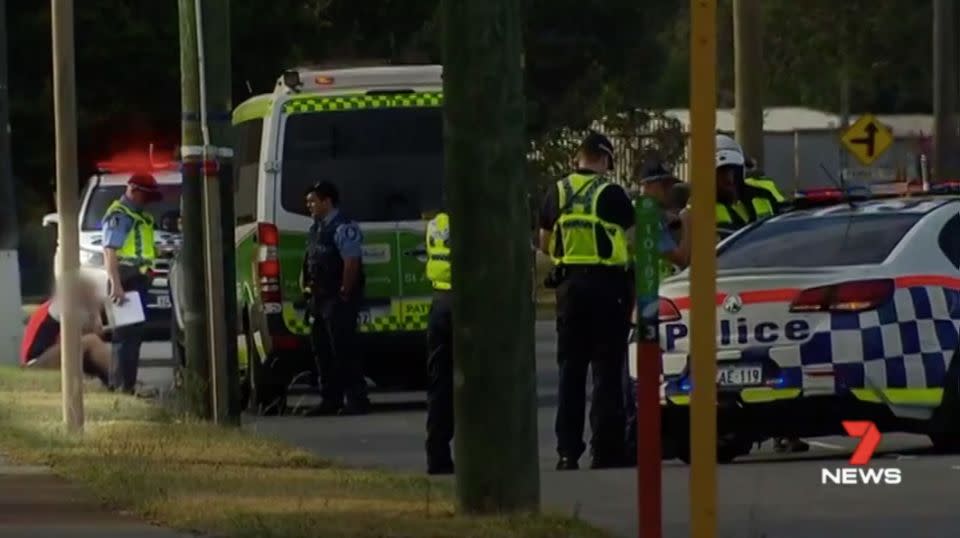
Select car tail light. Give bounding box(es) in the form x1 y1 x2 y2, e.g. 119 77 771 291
257 223 283 305
789 279 894 313
659 298 681 322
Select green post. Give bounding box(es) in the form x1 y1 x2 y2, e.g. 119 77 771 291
442 0 540 514
178 0 211 419
633 195 662 538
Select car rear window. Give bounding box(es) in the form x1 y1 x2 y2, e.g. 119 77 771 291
717 214 921 269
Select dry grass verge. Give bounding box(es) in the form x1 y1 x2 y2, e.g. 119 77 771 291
0 367 607 538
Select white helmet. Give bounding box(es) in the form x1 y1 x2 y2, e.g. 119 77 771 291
715 134 745 168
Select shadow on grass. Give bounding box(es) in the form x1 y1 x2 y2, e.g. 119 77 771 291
0 366 611 538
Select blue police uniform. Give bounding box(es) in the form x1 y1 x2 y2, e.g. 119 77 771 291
101 195 150 393
303 208 369 415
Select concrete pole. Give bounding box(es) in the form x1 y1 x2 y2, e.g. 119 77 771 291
193 0 236 425
50 0 83 434
441 0 540 514
733 0 764 168
0 0 23 363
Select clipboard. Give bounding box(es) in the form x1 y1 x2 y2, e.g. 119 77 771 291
103 291 146 328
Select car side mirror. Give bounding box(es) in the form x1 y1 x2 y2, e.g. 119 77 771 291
42 213 60 227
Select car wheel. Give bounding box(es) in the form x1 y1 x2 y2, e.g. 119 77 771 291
669 431 748 464
930 343 960 452
929 432 960 453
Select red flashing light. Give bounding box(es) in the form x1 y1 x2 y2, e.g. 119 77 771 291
96 148 178 174
789 279 894 313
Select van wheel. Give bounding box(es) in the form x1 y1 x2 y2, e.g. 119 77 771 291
929 432 960 453
245 320 286 416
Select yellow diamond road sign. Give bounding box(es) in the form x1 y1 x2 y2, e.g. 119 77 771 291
841 114 894 166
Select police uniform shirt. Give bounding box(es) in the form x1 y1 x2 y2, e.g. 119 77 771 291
317 209 364 259
101 196 142 250
538 172 635 259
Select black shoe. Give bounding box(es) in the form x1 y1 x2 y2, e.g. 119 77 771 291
427 460 455 475
556 457 579 471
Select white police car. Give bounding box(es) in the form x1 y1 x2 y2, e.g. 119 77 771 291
632 185 960 462
43 162 182 342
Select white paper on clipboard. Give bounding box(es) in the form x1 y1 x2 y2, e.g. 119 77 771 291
104 292 145 328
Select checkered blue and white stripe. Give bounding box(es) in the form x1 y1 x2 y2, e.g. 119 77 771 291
661 285 960 398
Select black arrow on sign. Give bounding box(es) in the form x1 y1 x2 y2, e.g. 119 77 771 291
849 122 879 157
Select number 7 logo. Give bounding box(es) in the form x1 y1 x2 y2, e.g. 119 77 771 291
842 420 881 465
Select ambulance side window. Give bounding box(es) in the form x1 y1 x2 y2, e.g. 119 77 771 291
937 213 960 270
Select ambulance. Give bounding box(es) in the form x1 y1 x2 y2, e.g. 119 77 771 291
171 65 443 413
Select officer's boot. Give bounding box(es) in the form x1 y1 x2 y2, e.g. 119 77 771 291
426 441 454 475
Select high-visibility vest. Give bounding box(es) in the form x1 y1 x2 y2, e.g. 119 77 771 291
549 173 629 267
426 212 451 291
104 199 156 266
745 176 786 203
715 195 776 231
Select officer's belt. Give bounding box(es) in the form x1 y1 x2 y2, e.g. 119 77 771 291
562 265 627 276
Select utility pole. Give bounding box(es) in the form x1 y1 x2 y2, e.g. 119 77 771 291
51 0 83 434
933 0 957 181
0 0 23 364
689 0 718 537
442 0 540 513
733 0 764 167
194 0 239 425
178 0 211 419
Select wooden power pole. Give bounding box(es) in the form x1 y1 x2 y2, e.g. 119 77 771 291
933 0 957 181
50 0 83 434
178 0 211 419
441 0 540 513
733 0 764 167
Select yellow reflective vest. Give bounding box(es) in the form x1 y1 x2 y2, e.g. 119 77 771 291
104 199 156 266
549 173 629 267
426 212 451 291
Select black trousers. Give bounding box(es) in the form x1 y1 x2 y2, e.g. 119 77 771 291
310 297 368 407
425 290 454 462
555 268 631 462
109 267 148 393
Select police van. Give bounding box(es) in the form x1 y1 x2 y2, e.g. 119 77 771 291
43 158 182 342
171 65 443 413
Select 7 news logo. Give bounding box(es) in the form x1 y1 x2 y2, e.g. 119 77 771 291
820 420 902 485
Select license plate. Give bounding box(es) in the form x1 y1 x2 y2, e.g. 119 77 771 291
716 365 762 387
150 295 171 309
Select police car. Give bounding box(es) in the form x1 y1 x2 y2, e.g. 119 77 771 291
631 183 960 463
43 157 182 342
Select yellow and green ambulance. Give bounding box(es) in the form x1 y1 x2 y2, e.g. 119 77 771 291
230 65 443 413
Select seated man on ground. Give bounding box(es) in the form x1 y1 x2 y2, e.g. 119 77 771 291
20 276 111 387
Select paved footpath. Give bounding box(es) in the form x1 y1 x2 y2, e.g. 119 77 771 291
0 455 191 538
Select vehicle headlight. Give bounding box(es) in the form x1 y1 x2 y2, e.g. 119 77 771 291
79 249 104 267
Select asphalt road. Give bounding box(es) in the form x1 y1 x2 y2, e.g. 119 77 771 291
140 325 960 538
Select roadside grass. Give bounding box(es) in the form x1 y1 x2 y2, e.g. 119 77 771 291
0 367 607 538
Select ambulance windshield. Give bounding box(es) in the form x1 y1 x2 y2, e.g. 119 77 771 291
280 107 443 222
717 213 920 269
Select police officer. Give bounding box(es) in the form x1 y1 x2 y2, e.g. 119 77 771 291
424 210 454 474
302 181 370 416
539 131 634 470
101 173 161 395
715 138 808 454
744 155 787 210
622 162 692 461
715 135 780 238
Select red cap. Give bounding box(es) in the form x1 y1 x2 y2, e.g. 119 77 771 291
127 173 162 202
